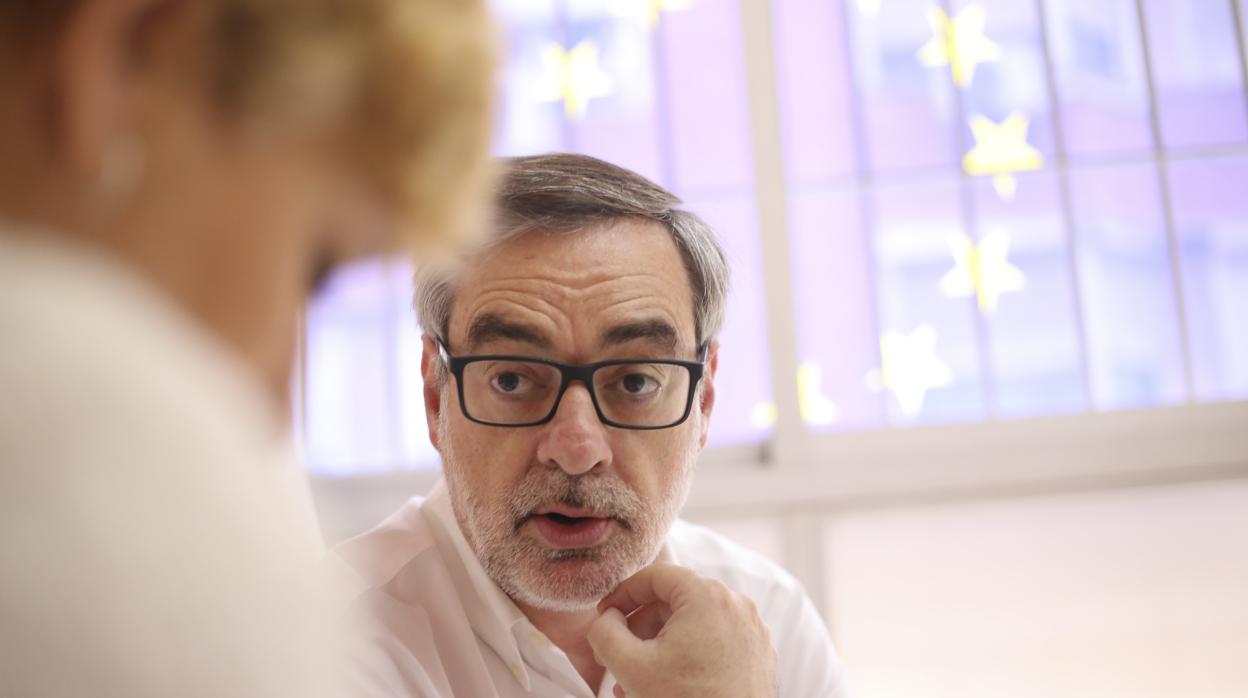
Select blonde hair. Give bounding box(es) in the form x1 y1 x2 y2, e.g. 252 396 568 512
0 0 497 253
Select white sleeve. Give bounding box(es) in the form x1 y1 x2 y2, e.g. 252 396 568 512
665 520 849 698
770 585 849 698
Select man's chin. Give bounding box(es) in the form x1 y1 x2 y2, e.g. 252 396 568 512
505 556 630 612
513 590 604 613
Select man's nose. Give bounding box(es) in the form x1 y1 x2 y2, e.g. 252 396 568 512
536 382 612 476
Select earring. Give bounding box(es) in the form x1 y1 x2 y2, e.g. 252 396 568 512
95 136 146 207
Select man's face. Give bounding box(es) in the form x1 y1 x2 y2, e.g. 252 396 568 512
423 219 718 612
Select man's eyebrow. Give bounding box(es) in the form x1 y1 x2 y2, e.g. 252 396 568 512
600 319 680 353
464 314 552 352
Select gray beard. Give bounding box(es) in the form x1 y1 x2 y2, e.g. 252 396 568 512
440 430 697 612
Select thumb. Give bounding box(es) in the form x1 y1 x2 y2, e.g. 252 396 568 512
588 607 651 673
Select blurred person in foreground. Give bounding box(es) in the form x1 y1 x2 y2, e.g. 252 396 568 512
338 153 847 697
0 1 493 696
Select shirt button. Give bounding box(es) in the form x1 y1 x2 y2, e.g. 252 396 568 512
530 631 549 646
510 662 524 682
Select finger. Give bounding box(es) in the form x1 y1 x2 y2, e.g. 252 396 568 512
588 607 654 674
625 602 672 641
597 562 693 616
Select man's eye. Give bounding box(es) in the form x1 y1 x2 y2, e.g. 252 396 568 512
492 372 525 393
620 374 660 394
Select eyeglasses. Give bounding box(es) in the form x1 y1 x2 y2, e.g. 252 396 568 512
438 343 706 430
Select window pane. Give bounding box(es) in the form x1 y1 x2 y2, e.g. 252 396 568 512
972 172 1086 417
304 261 403 475
873 177 985 424
789 187 885 430
1067 162 1187 409
1044 0 1154 158
686 196 774 446
494 3 565 156
953 0 1058 161
773 0 857 183
561 4 667 184
1141 0 1248 149
846 0 960 173
1168 155 1248 402
661 0 754 194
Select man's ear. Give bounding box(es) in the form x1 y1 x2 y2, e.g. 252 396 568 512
420 335 445 450
696 340 719 449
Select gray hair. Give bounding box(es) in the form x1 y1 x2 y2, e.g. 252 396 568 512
414 152 730 349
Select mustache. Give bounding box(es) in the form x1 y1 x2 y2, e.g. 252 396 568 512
509 469 643 532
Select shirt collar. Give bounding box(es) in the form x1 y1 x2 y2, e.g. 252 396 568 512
420 478 682 695
421 479 533 691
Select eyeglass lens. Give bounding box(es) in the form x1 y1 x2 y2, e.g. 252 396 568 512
459 360 692 427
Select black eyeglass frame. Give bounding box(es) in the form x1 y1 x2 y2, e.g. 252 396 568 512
438 343 707 430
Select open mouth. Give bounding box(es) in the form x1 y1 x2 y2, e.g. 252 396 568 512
530 510 613 549
544 512 593 526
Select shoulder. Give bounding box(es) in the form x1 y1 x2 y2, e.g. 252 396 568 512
0 238 335 696
666 519 804 608
0 234 310 530
666 519 849 698
335 496 440 593
0 235 283 475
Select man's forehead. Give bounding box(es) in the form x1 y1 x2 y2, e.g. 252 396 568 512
460 313 682 355
445 220 697 351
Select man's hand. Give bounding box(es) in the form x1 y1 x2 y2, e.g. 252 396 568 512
587 563 778 698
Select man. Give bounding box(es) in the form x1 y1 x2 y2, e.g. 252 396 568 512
339 153 847 697
0 1 493 696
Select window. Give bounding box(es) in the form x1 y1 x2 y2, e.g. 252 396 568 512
303 0 1248 475
777 0 1248 430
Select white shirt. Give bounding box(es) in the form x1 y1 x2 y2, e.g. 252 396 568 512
0 231 341 697
338 480 848 697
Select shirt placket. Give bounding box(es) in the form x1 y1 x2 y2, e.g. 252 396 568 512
513 624 598 698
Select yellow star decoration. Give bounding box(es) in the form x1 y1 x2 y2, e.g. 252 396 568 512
963 112 1043 199
750 401 779 430
939 230 1026 313
535 41 614 120
611 0 693 27
855 0 882 17
866 324 953 417
797 361 839 426
917 4 1001 88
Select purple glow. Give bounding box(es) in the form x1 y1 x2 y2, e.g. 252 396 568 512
773 0 857 183
846 0 960 173
660 0 755 194
1141 0 1248 149
684 196 774 446
872 177 985 425
955 0 1058 159
494 15 565 157
1045 0 1154 158
1168 155 1248 402
972 172 1086 417
1067 162 1186 409
788 187 885 430
304 260 406 475
563 16 667 186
